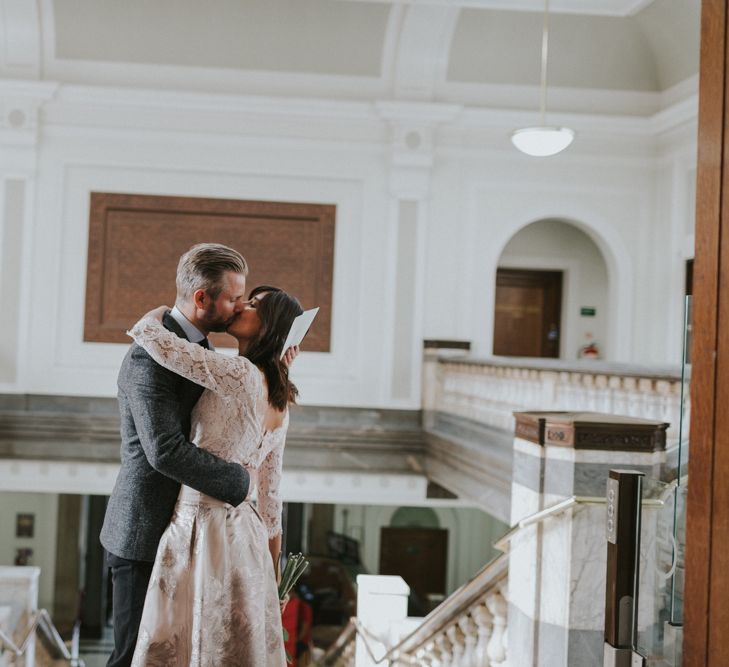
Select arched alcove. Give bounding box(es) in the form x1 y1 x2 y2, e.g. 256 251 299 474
390 506 441 528
494 218 610 360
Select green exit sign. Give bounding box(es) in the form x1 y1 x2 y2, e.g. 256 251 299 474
581 307 596 317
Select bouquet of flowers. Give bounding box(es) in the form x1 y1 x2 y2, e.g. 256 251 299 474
279 553 310 664
278 552 309 601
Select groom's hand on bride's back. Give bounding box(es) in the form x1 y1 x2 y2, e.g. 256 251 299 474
282 345 299 368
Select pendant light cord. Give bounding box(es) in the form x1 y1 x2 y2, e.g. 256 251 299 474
539 0 550 126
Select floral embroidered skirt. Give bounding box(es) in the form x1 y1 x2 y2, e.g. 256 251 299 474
131 488 285 667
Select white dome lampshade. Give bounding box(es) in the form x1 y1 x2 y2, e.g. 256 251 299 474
511 126 575 157
511 0 575 158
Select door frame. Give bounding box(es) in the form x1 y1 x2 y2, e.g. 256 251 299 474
685 1 729 663
497 257 579 359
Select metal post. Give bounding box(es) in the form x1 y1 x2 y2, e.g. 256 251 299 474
603 469 647 667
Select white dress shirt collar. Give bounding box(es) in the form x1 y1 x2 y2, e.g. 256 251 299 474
169 306 214 350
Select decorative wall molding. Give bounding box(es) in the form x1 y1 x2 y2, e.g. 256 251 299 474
34 82 698 151
0 80 58 147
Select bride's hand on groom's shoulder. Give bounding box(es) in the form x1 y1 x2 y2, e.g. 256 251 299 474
143 305 170 322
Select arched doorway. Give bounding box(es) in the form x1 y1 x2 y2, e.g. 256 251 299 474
379 507 448 615
493 218 610 360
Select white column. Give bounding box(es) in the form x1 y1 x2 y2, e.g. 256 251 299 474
355 575 410 667
508 414 548 667
375 102 460 409
0 566 40 667
0 80 57 391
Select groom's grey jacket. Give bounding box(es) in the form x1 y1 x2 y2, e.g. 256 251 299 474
100 312 250 562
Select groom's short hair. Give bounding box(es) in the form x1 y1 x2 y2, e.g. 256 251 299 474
176 243 248 302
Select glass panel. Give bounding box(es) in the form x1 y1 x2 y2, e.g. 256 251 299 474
670 294 691 626
633 295 690 665
635 477 679 661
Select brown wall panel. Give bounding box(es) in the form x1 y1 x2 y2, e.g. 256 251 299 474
84 192 335 350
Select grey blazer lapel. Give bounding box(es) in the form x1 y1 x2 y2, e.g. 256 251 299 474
162 311 189 341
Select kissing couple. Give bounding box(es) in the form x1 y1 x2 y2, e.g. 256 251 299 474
100 243 303 666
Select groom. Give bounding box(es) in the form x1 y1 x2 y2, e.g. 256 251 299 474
101 243 255 667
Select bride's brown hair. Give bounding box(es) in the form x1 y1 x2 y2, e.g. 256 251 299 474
243 285 303 411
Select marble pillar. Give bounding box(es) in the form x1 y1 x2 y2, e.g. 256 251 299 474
506 412 669 667
509 412 566 666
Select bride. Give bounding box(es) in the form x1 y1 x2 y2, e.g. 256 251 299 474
128 285 303 667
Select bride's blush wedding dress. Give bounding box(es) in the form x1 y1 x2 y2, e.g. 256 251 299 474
128 317 288 667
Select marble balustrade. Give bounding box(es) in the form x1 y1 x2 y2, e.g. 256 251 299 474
319 559 509 667
423 353 686 447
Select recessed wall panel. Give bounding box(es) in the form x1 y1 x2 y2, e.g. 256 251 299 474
84 192 335 350
0 179 25 383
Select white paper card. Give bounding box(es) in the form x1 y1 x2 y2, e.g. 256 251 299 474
280 307 319 358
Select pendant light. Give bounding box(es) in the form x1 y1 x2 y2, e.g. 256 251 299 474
511 0 574 157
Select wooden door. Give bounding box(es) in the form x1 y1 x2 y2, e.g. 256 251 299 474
379 528 448 604
493 269 562 358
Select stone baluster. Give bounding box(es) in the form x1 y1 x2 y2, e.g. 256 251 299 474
595 374 610 411
446 624 465 666
417 640 440 667
457 614 478 667
486 588 508 666
608 375 622 413
471 602 493 666
435 632 453 667
414 647 431 666
499 583 509 666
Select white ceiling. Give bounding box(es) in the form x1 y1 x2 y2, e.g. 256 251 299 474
0 0 701 113
53 0 391 77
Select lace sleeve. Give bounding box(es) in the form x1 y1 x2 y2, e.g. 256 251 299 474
128 316 258 397
257 412 288 538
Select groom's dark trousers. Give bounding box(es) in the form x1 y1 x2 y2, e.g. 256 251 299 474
101 313 250 667
105 554 154 667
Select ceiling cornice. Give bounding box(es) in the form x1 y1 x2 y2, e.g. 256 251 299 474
336 0 659 17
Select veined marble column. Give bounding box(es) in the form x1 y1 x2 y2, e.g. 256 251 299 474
506 412 669 666
508 412 567 666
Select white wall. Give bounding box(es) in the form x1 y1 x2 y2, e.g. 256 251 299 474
331 503 507 595
497 219 609 360
0 492 58 611
0 82 698 408
423 148 675 363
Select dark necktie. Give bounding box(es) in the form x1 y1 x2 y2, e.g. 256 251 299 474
199 338 210 350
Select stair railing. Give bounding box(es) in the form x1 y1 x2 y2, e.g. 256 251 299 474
316 554 508 666
0 610 84 666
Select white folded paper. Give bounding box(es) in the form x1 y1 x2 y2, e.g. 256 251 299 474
280 307 319 359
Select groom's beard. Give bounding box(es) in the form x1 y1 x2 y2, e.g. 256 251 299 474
199 304 235 333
